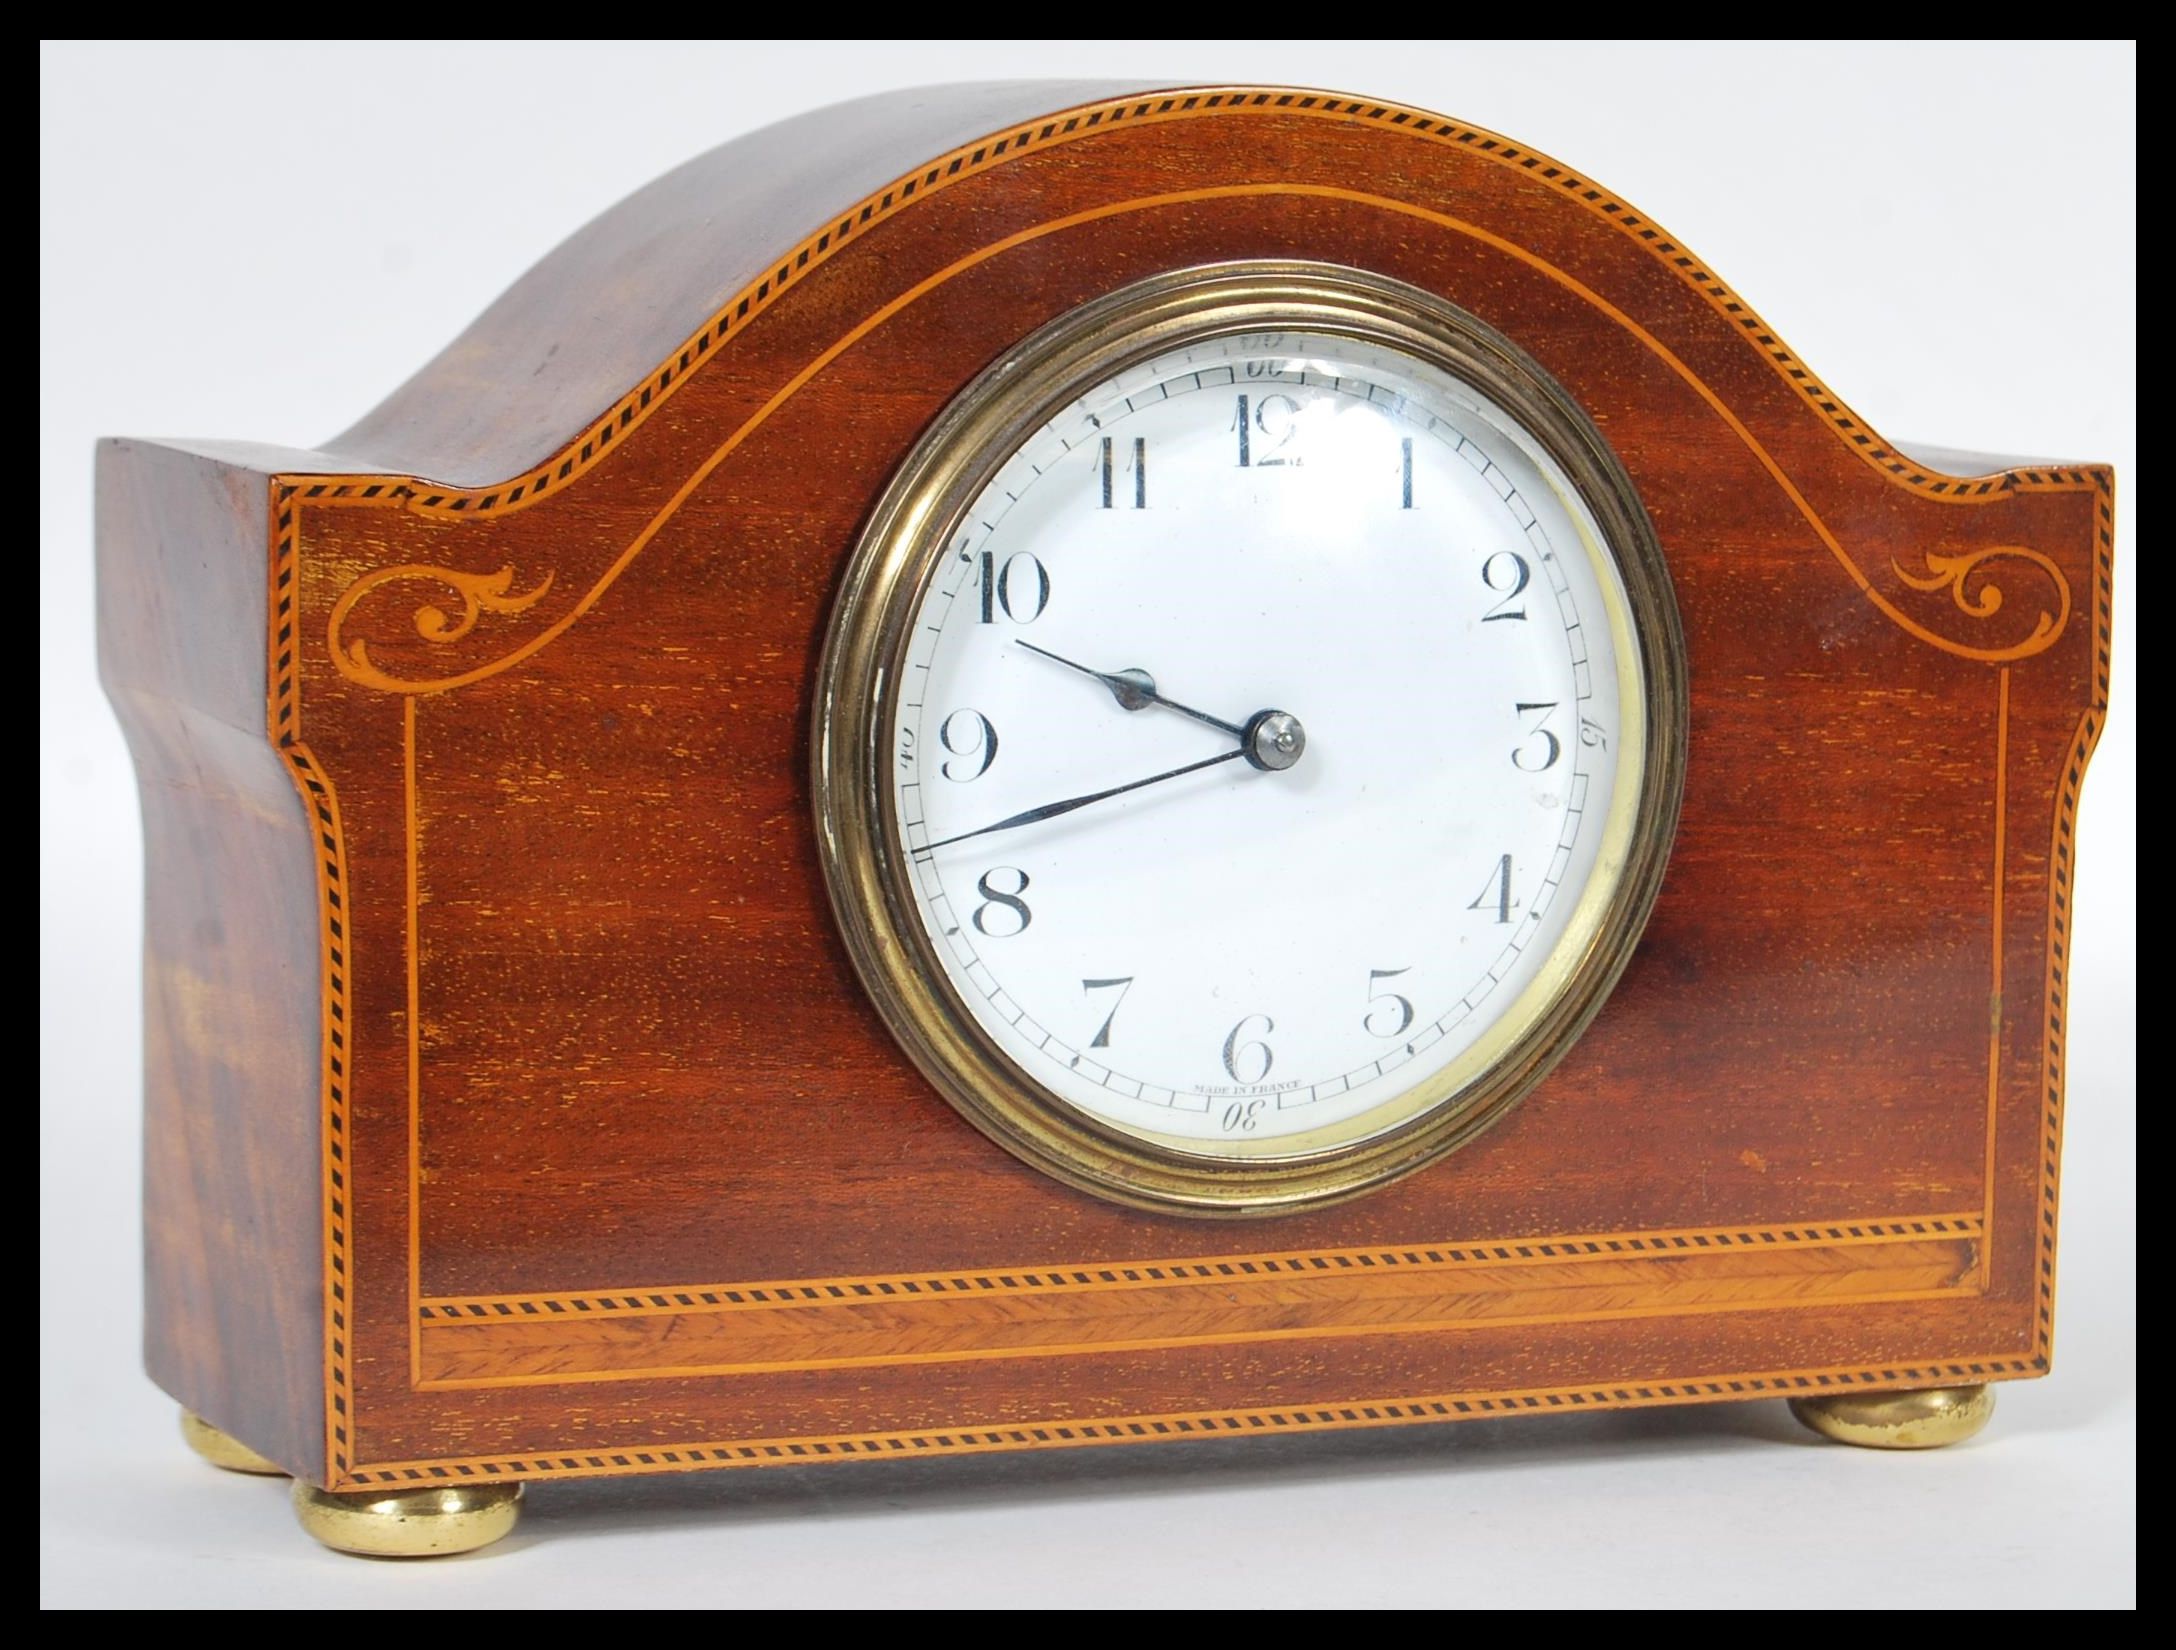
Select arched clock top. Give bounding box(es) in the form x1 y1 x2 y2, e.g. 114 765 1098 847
291 86 2092 707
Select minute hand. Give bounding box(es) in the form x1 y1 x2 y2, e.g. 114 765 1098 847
1015 641 1247 740
912 749 1245 856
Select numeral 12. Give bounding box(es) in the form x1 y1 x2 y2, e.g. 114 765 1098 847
1233 394 1298 467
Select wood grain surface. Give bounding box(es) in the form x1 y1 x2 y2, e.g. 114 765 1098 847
99 85 2113 1489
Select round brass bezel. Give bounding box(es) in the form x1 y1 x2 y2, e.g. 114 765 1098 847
813 262 1687 1216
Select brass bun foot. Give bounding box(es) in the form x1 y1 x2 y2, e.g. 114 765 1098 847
1788 1383 1995 1449
292 1480 523 1558
180 1410 287 1475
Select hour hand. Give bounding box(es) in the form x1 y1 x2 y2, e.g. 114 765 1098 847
1016 641 1246 739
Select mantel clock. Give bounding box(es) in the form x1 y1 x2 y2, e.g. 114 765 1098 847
97 83 2112 1555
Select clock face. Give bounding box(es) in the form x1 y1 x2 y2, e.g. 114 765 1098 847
818 266 1682 1210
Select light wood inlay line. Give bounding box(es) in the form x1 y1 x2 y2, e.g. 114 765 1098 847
417 1234 1977 1388
405 695 423 1387
416 1212 1986 1320
1984 667 2009 1286
375 178 2036 1404
316 185 2070 699
281 91 2100 523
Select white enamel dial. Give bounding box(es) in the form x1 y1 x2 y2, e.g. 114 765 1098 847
885 326 1647 1161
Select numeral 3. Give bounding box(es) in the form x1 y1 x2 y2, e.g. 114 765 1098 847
1512 701 1561 771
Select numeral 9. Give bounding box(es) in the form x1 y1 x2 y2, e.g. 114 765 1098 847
938 709 998 782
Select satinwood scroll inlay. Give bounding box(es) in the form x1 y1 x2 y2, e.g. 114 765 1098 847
1891 546 2072 659
329 562 555 694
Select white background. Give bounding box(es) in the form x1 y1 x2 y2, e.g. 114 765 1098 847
40 41 2135 1609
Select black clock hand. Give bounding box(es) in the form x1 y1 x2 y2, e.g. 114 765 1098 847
1016 641 1248 740
911 749 1247 856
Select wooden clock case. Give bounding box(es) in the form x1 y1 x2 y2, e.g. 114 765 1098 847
97 82 2112 1538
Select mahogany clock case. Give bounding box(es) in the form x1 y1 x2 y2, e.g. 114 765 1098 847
95 81 2113 1493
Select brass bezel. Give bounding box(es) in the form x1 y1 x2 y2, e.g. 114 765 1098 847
813 263 1687 1216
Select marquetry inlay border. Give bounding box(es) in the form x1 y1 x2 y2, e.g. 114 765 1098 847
262 88 2111 1485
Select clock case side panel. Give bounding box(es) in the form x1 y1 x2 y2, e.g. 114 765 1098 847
95 438 329 1480
2001 461 2115 1368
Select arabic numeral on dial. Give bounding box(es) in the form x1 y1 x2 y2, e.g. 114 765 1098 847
938 709 999 781
897 726 915 770
1580 716 1610 750
1220 1099 1265 1133
1512 701 1561 771
977 551 1049 624
1221 1014 1275 1084
1468 854 1516 925
1081 975 1135 1049
1098 436 1146 508
1232 393 1299 467
1480 551 1530 621
1365 968 1415 1037
972 867 1032 937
